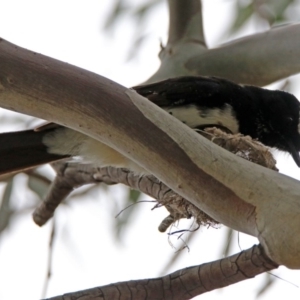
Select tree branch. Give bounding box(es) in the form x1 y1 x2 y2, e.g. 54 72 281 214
44 244 278 300
187 23 300 85
32 164 217 228
149 22 300 86
167 0 206 46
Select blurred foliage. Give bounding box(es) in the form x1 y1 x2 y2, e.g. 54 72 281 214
103 0 163 61
114 188 142 240
229 0 298 33
0 179 14 233
102 0 300 62
103 0 162 31
221 227 234 257
27 171 52 200
256 273 275 298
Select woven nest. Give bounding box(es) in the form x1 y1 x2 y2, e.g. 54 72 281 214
158 127 277 232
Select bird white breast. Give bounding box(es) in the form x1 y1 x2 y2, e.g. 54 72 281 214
43 127 147 174
165 104 239 133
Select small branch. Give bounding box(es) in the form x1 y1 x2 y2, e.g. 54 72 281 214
32 163 213 228
44 244 278 300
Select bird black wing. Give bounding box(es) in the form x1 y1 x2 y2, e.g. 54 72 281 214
132 76 238 108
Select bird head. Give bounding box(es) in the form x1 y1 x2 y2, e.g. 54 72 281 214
257 89 300 167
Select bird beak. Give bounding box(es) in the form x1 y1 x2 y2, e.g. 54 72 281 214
287 140 300 167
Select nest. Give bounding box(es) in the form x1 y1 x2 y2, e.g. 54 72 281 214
158 127 278 232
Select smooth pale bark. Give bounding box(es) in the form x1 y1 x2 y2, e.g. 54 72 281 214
187 24 300 85
148 2 300 86
167 0 205 46
1 39 300 268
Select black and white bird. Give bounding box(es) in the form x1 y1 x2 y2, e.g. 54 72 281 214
1 76 300 175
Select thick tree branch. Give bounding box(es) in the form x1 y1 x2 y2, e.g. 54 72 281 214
44 244 278 300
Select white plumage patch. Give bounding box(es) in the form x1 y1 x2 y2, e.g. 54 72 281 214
43 127 147 174
165 104 239 133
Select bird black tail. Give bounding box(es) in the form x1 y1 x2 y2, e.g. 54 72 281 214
0 128 68 176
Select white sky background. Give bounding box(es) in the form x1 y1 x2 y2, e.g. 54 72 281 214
0 0 300 299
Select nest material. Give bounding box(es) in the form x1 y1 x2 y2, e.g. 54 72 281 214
202 127 278 171
158 127 278 232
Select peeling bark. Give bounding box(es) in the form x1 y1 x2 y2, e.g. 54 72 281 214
44 244 278 300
